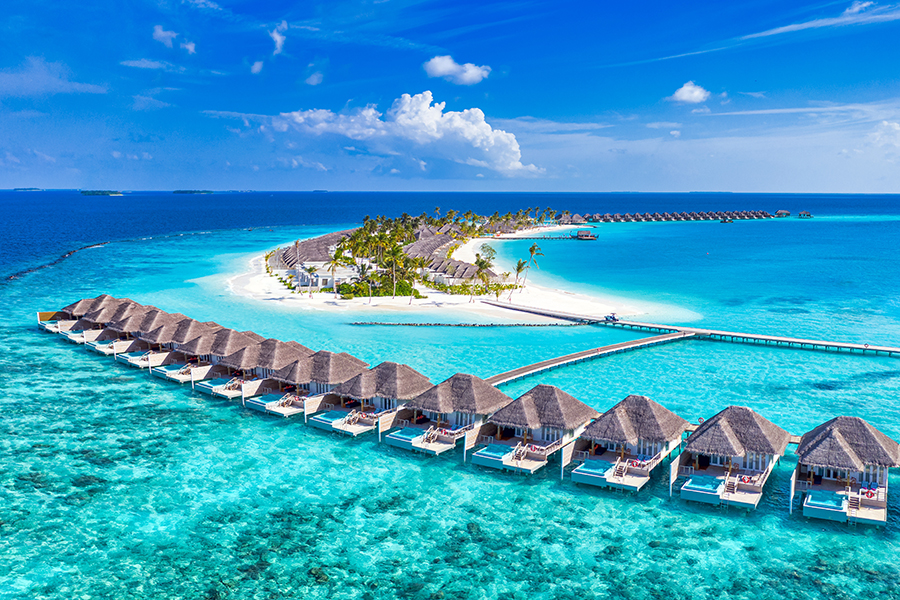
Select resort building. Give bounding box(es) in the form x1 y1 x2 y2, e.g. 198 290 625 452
270 229 358 291
178 328 265 394
384 373 512 456
147 319 223 380
471 384 599 474
115 312 190 369
571 394 689 491
677 406 790 509
310 361 433 436
793 416 899 525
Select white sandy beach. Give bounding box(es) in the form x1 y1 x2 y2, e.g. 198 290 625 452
225 223 654 322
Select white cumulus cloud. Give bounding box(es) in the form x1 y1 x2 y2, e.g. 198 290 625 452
270 21 287 55
181 41 196 54
305 71 323 85
153 25 178 48
251 61 264 74
423 55 491 85
211 91 541 176
870 121 900 146
668 81 711 104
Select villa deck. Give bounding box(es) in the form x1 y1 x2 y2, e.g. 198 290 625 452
677 461 771 509
470 437 551 474
244 393 306 417
794 476 888 525
572 450 667 491
384 422 462 455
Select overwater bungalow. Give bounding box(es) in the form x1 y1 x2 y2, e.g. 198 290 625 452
38 294 116 332
146 318 221 379
61 299 142 343
571 394 689 491
116 312 193 369
799 210 813 218
775 209 791 217
677 406 790 509
267 351 369 419
178 328 265 394
384 373 512 456
214 338 313 401
158 326 235 385
471 384 599 474
792 416 899 525
309 361 433 437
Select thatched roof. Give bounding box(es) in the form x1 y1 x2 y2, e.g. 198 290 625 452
108 306 166 333
169 319 222 346
405 373 512 416
684 406 790 457
139 315 193 344
271 350 368 386
581 394 690 444
331 361 433 401
61 294 116 318
489 384 599 431
218 338 312 372
178 327 256 357
797 416 900 470
286 340 315 356
403 234 453 259
82 298 142 325
279 229 357 267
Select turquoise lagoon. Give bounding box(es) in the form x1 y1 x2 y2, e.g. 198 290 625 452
2 192 900 599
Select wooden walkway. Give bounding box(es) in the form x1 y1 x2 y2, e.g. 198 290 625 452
484 302 900 358
485 331 694 386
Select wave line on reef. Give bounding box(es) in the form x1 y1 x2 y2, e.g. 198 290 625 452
4 242 110 282
349 321 590 327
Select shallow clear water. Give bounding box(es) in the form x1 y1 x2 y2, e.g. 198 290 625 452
3 192 900 599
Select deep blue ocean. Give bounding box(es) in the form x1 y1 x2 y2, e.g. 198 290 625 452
2 190 900 599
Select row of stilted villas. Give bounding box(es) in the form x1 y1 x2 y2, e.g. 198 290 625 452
38 295 900 526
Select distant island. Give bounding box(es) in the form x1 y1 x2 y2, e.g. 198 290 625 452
13 187 42 192
173 190 213 194
80 190 123 196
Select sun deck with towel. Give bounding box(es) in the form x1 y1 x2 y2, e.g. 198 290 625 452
572 394 689 491
472 384 598 474
791 416 898 525
675 406 790 509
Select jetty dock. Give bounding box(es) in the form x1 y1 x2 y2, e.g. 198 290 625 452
484 301 900 358
485 332 693 386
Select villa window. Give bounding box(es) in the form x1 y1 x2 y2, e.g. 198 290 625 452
454 412 474 427
540 427 561 442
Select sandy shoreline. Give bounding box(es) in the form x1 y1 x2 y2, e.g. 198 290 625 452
225 223 653 322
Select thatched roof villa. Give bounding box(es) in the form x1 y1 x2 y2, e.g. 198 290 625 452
309 361 434 437
678 406 790 509
385 373 512 456
471 384 599 474
571 394 689 491
793 416 900 525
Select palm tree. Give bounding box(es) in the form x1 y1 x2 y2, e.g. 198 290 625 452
304 265 318 298
384 244 404 298
324 248 348 299
509 259 528 301
353 263 374 304
521 242 542 290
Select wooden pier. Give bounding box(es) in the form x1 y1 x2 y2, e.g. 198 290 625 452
486 331 694 386
484 302 900 358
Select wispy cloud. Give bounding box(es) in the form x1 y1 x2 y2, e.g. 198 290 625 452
153 25 178 48
251 61 263 74
270 20 287 55
600 3 900 68
181 41 196 54
489 117 613 134
0 57 106 97
740 91 767 99
305 72 323 85
647 121 682 129
423 55 491 85
132 95 171 111
120 59 185 73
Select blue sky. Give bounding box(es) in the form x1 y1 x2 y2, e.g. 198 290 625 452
2 0 900 192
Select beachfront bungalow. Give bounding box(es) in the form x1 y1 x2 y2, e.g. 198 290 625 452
677 406 790 509
215 338 313 401
384 373 512 456
571 394 690 491
310 361 433 437
792 416 899 525
267 351 369 419
471 384 599 474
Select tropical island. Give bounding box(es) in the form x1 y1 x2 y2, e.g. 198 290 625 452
264 207 556 302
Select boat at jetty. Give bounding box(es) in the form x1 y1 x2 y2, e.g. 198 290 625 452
36 295 900 528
